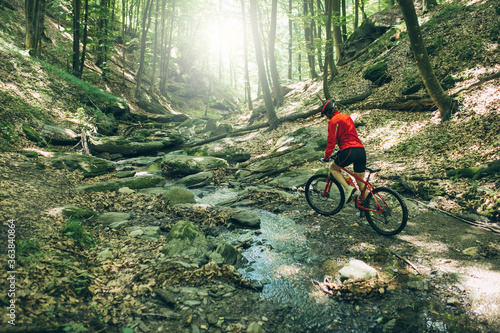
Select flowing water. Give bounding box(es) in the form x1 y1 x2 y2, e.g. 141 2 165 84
192 186 475 332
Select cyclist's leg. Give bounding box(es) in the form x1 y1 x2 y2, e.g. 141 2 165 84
329 162 348 190
352 148 367 200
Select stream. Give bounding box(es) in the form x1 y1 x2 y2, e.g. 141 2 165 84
191 185 456 332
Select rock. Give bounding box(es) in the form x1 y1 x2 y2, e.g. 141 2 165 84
97 212 131 224
109 220 130 229
270 169 315 188
246 322 262 333
156 289 177 306
33 120 79 145
178 171 213 188
463 247 479 256
407 279 429 291
51 154 115 178
61 205 96 219
362 61 392 86
162 188 196 205
161 155 228 176
97 249 114 261
230 210 261 228
338 259 377 281
130 229 144 237
215 241 248 267
162 220 209 259
118 187 135 194
116 171 136 178
76 175 165 192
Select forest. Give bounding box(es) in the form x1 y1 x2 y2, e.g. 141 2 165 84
0 0 499 332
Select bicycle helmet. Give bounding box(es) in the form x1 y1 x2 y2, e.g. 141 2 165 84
320 99 336 115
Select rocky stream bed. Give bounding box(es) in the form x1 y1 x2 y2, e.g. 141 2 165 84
1 112 500 333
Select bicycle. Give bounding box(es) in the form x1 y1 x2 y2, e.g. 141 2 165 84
305 150 408 235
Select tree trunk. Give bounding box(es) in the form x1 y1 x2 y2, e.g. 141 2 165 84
240 0 253 110
341 0 347 42
397 0 454 121
78 0 89 78
269 0 283 106
150 0 159 93
354 0 359 30
134 0 153 99
249 0 279 130
288 0 293 81
325 0 337 79
332 0 342 62
303 0 318 79
25 0 45 57
72 0 81 75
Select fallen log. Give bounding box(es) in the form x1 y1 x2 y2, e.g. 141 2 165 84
359 96 436 111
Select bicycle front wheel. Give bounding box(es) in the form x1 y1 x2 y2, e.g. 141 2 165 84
364 187 408 235
305 173 345 216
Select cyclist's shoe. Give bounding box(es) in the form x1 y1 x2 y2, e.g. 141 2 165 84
345 186 356 203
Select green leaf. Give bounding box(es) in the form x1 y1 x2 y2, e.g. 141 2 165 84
123 328 134 333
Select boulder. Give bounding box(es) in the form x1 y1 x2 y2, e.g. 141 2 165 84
161 155 228 177
270 169 315 188
23 123 47 146
339 259 377 282
61 205 96 219
77 175 165 192
362 61 392 86
178 171 213 188
162 220 209 259
230 210 261 228
51 154 115 178
215 241 248 267
162 188 196 205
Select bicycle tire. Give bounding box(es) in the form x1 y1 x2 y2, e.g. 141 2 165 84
364 187 408 235
305 173 345 216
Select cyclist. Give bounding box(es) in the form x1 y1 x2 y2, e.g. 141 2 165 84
319 98 367 203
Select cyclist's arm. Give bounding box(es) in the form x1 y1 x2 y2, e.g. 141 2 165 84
324 120 339 160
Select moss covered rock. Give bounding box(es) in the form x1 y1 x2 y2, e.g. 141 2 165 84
23 123 47 146
363 61 392 86
51 154 115 177
161 155 228 176
162 187 196 205
162 220 209 258
77 175 165 192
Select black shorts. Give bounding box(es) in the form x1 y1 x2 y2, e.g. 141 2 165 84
334 147 366 173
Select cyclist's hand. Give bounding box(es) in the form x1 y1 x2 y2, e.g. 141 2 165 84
320 157 329 163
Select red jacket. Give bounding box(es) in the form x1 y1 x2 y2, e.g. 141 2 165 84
324 112 364 159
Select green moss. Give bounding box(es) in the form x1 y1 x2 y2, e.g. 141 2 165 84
22 123 47 146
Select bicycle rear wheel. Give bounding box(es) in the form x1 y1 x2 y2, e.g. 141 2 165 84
305 173 345 216
364 187 408 235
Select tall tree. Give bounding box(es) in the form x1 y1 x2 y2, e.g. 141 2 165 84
25 0 46 57
135 0 154 98
71 0 81 76
240 0 253 110
397 0 455 121
269 0 283 106
323 0 337 99
332 0 342 62
288 0 293 81
78 0 89 78
249 0 279 130
303 0 318 78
